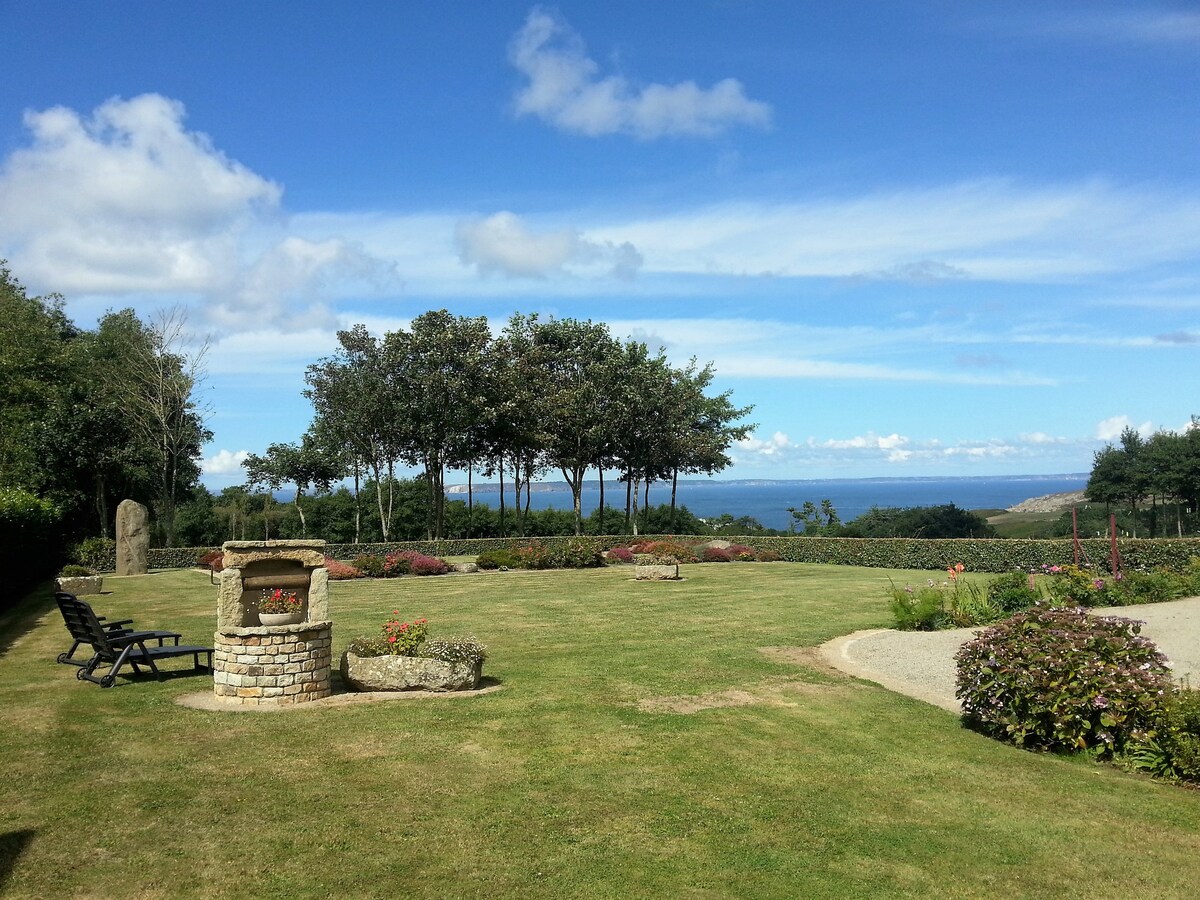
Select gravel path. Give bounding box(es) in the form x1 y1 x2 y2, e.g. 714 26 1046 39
818 596 1200 713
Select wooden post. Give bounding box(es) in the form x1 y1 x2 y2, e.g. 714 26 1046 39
1109 513 1120 577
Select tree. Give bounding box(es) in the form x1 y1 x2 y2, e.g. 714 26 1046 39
242 434 342 537
118 307 212 545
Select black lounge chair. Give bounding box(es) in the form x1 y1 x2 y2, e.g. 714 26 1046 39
54 592 182 667
56 593 213 688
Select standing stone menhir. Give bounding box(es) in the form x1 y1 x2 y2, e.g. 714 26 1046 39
116 499 150 576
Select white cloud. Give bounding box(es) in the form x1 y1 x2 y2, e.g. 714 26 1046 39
509 7 771 139
1095 415 1155 442
815 432 909 451
735 431 795 457
1024 12 1200 46
0 94 396 331
455 210 642 279
202 448 250 475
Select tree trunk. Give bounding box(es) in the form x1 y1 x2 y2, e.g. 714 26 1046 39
353 461 362 544
467 465 473 539
498 453 506 538
670 469 678 531
625 477 632 532
643 478 651 532
632 475 641 537
294 487 307 536
598 470 605 536
513 456 524 537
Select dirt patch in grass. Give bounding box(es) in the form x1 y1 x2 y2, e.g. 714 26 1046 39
638 676 852 715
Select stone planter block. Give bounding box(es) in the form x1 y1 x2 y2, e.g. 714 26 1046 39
341 652 482 692
635 564 680 581
56 575 103 595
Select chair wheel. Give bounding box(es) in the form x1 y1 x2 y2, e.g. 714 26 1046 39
100 675 116 688
57 653 70 664
76 669 87 680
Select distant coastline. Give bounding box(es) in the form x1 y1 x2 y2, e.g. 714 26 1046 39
445 473 1090 495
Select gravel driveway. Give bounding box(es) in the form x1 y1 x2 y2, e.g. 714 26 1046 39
818 596 1200 713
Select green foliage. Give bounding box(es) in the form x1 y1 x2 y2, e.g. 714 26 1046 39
514 542 554 570
0 487 62 593
72 536 115 571
476 549 520 569
352 554 385 578
1126 688 1200 783
550 538 604 569
380 614 429 656
58 564 95 577
840 503 996 538
889 584 952 630
259 588 302 615
986 571 1042 613
345 636 388 657
956 605 1173 756
382 552 412 576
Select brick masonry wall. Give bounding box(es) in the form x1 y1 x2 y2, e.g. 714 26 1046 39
213 622 332 706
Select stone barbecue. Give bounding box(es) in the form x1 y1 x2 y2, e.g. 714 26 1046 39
213 540 332 706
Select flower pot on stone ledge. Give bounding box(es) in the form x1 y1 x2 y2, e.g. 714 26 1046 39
340 651 483 692
258 611 304 627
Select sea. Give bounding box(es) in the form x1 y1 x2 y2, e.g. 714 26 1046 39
447 474 1089 532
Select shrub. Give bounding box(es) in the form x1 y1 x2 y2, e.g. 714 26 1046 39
1042 564 1119 607
551 539 604 569
514 543 554 570
476 549 520 570
197 549 224 572
642 540 698 563
72 536 114 572
58 564 95 578
421 637 488 666
729 544 757 561
987 571 1040 613
387 551 450 576
346 636 388 657
890 584 951 631
955 604 1173 756
634 553 680 566
755 549 781 562
353 554 385 578
702 547 733 563
380 614 429 655
382 552 412 577
604 547 634 564
1119 569 1183 605
1126 687 1200 783
324 556 364 580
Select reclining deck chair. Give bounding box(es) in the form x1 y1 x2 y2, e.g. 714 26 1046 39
54 592 182 667
56 593 213 688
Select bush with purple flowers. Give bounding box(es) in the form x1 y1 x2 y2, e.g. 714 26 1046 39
955 604 1173 756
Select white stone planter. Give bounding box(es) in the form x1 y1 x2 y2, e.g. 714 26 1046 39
341 651 483 692
56 575 103 595
259 612 304 627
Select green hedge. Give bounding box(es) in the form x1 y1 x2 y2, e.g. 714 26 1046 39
0 488 62 599
142 535 1200 575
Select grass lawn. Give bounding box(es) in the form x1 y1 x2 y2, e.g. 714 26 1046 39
2 563 1199 898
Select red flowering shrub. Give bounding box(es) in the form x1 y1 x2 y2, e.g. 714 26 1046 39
515 543 554 570
702 547 733 562
605 547 634 564
388 550 450 576
197 549 224 572
380 613 428 655
323 556 364 580
755 549 781 562
383 552 413 577
641 540 698 563
729 544 756 561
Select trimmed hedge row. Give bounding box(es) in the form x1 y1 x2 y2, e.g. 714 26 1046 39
140 535 1200 575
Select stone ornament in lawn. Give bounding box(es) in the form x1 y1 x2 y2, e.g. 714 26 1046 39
635 564 681 581
56 575 103 595
341 652 483 692
115 499 149 575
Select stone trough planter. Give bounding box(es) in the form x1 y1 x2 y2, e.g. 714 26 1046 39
340 652 483 692
635 564 681 581
56 575 103 595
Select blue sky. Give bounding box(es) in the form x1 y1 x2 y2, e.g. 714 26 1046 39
1 1 1198 488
